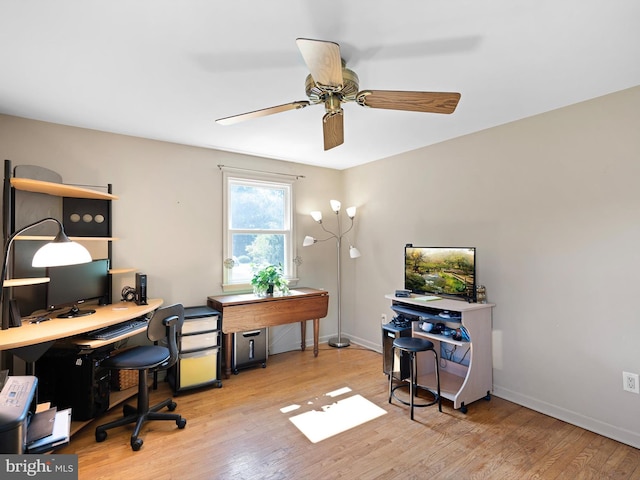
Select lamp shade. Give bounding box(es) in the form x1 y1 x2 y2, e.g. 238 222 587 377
346 206 356 218
310 211 322 222
349 245 361 258
30 225 92 268
303 236 316 247
32 240 92 267
330 200 341 213
2 217 93 330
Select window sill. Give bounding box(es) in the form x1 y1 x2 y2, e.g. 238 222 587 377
221 278 299 294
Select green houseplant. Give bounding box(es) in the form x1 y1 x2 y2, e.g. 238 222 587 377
250 264 289 297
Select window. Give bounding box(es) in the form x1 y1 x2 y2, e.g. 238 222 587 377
223 173 295 289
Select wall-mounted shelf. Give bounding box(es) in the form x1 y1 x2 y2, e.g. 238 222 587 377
3 277 50 287
5 268 134 287
109 268 135 275
4 270 137 285
11 177 118 200
14 236 119 242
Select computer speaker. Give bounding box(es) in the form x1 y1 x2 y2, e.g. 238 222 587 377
135 273 148 305
9 299 22 327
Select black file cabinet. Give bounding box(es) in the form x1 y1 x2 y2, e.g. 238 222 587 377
167 306 222 394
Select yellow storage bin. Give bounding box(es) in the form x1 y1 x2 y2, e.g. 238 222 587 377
178 348 219 389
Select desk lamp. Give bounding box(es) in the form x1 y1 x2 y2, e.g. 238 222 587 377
1 217 92 330
303 200 360 348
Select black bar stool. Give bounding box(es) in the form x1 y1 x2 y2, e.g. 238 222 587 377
388 336 442 419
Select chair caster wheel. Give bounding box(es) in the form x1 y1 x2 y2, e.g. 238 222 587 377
168 401 177 411
177 417 187 429
95 430 107 442
131 438 143 451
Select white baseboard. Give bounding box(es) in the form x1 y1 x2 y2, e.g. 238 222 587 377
269 328 382 355
493 385 640 449
343 334 381 353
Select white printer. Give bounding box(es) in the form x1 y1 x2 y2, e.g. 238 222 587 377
0 375 37 454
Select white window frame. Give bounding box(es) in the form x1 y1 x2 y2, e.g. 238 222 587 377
222 171 296 292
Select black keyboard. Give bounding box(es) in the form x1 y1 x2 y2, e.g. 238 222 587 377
84 319 148 340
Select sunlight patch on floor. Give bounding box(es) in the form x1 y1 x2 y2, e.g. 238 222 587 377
281 387 387 443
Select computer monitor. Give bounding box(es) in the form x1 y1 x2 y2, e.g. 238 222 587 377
404 245 476 302
46 259 110 318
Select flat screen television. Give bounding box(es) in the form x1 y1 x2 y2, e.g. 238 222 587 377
46 259 110 318
404 245 476 302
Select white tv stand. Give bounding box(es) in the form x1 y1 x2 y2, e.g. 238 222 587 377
385 294 494 413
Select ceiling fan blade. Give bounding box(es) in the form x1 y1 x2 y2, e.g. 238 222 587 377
216 101 310 125
296 38 344 90
323 111 344 151
357 90 461 114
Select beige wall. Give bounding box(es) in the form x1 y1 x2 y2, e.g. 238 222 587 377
0 115 342 352
1 84 639 447
342 85 640 448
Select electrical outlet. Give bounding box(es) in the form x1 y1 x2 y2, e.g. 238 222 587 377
623 372 639 394
381 313 387 324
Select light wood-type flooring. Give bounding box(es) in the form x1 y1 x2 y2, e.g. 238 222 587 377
57 345 640 479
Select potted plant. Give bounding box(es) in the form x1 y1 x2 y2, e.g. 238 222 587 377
250 264 289 297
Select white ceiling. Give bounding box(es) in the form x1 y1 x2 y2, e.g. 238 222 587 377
1 1 639 170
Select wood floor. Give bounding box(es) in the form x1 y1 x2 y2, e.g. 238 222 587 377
58 345 640 480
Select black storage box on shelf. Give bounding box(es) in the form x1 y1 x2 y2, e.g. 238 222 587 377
167 305 222 394
62 197 111 237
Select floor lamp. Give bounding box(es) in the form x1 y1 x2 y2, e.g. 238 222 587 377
303 200 361 348
1 217 92 330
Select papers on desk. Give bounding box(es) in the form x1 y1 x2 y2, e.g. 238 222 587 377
414 295 441 301
27 408 72 453
27 406 57 444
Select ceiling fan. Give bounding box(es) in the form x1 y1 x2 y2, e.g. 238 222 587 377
216 38 461 151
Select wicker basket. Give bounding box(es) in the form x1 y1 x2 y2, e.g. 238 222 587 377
112 369 138 391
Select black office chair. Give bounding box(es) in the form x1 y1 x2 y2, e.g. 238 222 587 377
95 304 187 451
